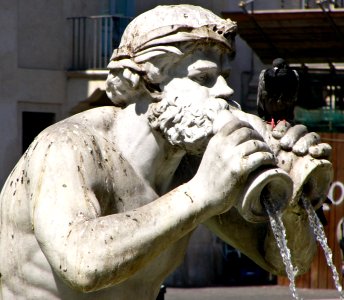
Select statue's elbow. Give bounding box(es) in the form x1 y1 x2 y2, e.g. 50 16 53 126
58 269 101 293
57 263 124 293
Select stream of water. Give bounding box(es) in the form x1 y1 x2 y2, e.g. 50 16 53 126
264 200 302 300
302 196 344 300
264 195 344 300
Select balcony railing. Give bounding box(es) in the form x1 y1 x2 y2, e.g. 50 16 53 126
68 15 132 70
238 0 344 11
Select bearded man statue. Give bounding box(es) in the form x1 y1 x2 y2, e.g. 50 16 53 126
0 4 332 300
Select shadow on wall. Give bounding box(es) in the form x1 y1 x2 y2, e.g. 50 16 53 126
70 88 114 115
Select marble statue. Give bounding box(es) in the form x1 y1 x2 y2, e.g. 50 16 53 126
0 4 333 299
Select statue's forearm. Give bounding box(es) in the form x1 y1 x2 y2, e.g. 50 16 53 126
35 183 214 292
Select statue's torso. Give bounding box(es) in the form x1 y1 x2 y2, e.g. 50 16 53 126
0 106 190 299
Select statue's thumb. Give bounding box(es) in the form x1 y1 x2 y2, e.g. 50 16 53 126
212 110 236 134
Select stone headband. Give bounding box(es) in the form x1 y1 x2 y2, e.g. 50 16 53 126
108 5 237 68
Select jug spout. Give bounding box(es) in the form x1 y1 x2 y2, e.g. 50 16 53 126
289 156 333 210
236 167 293 223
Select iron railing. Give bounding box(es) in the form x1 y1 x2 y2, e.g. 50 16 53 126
68 15 132 70
238 0 344 11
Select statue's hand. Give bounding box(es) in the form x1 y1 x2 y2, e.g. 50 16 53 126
269 121 333 211
188 115 275 216
271 121 332 159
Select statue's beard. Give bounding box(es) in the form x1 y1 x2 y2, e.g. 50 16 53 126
148 95 230 155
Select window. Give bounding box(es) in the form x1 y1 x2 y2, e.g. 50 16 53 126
294 68 344 132
18 102 61 153
22 112 56 153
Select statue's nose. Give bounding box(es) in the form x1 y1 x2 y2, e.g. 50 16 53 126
211 75 234 100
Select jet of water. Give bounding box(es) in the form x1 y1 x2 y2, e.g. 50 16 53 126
302 196 344 300
264 200 302 300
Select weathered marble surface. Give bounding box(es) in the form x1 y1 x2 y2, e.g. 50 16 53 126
0 4 332 299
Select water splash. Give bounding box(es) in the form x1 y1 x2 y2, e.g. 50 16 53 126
264 200 302 300
302 196 344 300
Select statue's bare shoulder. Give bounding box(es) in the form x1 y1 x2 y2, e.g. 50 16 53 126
23 106 156 216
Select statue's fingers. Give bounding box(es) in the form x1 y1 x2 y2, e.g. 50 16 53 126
309 143 332 159
292 132 321 156
234 140 273 158
243 151 276 174
280 124 308 150
271 120 292 139
216 118 251 137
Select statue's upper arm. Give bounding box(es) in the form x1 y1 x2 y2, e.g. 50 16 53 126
26 127 103 255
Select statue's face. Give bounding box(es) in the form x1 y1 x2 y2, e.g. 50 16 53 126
148 46 235 155
162 46 234 108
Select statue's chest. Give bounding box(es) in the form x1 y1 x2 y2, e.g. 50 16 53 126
95 147 159 214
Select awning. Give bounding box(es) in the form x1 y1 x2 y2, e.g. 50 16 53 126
222 9 344 64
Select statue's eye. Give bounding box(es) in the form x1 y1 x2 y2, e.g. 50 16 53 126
190 73 209 85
